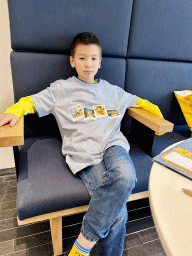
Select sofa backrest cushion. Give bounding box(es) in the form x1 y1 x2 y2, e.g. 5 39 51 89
128 0 192 62
8 0 133 57
125 59 192 127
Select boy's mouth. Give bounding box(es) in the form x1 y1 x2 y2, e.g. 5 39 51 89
84 70 93 74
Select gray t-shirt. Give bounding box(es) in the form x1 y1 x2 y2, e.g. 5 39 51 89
31 76 138 174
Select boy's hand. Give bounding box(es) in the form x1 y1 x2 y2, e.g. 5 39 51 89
0 113 18 127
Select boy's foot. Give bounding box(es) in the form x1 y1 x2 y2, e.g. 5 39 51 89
68 240 90 256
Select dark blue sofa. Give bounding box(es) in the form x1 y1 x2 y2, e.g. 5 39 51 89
4 0 192 255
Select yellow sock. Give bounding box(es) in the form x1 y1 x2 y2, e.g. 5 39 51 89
68 240 90 256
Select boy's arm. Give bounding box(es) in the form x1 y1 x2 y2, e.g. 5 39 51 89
129 98 173 135
0 96 36 127
0 116 24 146
0 113 18 127
135 98 163 119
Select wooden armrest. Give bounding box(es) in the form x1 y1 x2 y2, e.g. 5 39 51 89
128 108 174 134
0 116 24 147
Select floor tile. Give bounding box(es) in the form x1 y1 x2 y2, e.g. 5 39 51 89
13 231 52 252
26 243 53 256
126 216 155 235
127 201 135 211
62 212 84 228
131 198 150 209
0 180 17 189
0 208 17 221
0 240 14 255
63 236 76 252
123 239 164 256
0 200 16 211
2 250 27 256
1 193 17 203
62 223 81 240
0 217 18 232
124 233 143 249
0 187 17 197
0 175 17 183
128 206 151 221
138 227 159 243
142 239 165 256
0 168 16 177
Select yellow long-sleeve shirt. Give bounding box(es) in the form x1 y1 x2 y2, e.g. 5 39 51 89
4 96 164 135
4 96 36 117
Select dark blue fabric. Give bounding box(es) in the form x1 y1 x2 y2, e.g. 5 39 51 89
17 137 90 220
11 52 74 102
124 59 192 130
129 142 153 193
151 128 191 157
173 125 191 137
11 52 126 101
128 0 192 62
8 0 133 57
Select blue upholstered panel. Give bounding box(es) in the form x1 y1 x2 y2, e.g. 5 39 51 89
11 52 74 102
17 137 90 220
129 142 153 193
125 59 192 127
8 0 133 57
11 52 126 136
152 127 191 157
128 0 192 61
11 52 126 101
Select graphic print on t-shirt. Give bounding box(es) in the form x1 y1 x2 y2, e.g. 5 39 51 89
84 108 96 120
69 104 84 121
93 105 108 118
69 104 121 121
107 109 121 118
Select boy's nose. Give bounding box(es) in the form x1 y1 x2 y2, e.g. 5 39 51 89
85 60 92 67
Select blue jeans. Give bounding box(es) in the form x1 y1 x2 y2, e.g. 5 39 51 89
79 146 137 256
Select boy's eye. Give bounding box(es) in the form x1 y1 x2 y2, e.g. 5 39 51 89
80 58 85 60
92 58 97 60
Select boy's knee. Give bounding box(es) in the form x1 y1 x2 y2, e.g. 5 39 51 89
117 170 136 194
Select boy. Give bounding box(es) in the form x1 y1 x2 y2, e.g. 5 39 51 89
0 32 163 256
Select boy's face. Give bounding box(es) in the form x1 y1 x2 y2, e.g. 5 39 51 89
70 44 101 84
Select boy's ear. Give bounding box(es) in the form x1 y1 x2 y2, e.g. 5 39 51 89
70 56 75 68
99 58 102 69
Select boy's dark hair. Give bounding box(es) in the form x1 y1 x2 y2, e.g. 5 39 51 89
70 32 102 57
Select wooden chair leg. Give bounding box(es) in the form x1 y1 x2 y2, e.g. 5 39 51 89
50 216 63 256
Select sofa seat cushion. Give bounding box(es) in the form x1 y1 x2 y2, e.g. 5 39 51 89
129 141 153 193
17 136 155 220
17 136 90 221
151 126 191 158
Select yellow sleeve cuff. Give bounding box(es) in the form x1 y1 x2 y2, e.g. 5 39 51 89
136 98 164 135
4 96 36 118
136 98 164 118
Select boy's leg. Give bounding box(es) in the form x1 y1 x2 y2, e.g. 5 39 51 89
69 161 107 256
69 145 136 255
96 145 136 255
97 204 128 255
